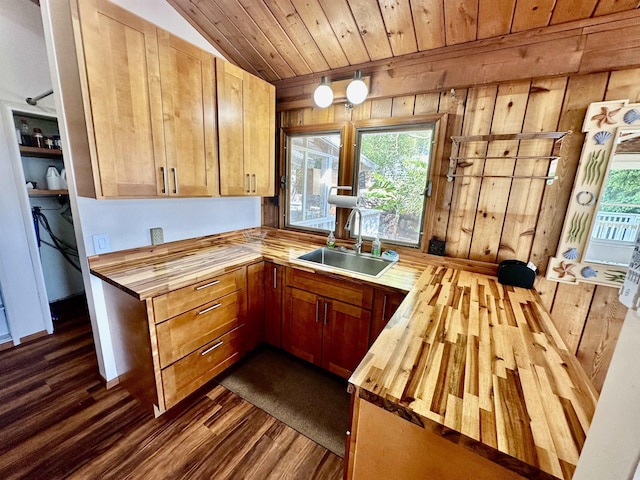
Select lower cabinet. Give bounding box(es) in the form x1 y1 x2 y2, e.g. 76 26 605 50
162 324 245 409
245 262 265 351
105 260 405 415
104 266 250 415
370 288 406 345
282 268 373 379
264 262 283 347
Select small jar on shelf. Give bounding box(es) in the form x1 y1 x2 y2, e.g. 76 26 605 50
32 128 44 148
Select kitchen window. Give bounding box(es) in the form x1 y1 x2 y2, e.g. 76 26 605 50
352 121 435 247
284 126 345 232
282 116 443 249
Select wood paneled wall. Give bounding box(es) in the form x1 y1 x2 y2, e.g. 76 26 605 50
269 67 640 392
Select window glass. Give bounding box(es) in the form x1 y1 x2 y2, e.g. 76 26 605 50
286 132 341 232
354 124 434 246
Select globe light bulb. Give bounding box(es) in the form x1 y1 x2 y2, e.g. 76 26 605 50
313 77 334 108
346 70 368 105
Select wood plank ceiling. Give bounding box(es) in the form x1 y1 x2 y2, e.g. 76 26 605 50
168 0 640 83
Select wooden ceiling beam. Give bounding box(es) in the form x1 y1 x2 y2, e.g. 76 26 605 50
274 9 640 111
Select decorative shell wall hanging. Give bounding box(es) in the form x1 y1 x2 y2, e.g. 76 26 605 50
591 106 621 127
553 261 576 279
563 248 579 260
581 266 598 278
623 109 640 124
593 131 612 145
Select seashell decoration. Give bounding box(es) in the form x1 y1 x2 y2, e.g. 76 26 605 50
593 131 612 145
581 266 598 278
563 248 579 260
623 109 640 125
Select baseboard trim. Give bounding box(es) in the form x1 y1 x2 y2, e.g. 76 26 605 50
20 330 49 344
104 376 120 389
0 338 15 351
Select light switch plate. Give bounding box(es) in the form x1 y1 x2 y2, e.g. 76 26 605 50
92 233 111 254
150 227 164 245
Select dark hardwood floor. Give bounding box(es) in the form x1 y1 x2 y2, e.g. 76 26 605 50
0 298 343 479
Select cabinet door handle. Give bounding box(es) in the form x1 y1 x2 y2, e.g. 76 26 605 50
273 267 277 289
382 295 388 321
315 299 320 323
323 301 328 325
252 173 257 193
172 167 178 194
198 303 222 315
246 173 251 193
196 279 220 290
160 166 167 194
201 341 223 356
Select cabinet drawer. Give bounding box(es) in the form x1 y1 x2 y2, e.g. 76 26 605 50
286 267 373 309
153 268 245 322
156 290 243 368
162 325 244 409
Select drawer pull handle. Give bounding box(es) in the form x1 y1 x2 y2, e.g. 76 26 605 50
160 166 167 194
198 303 222 315
172 167 178 194
273 267 277 289
382 295 388 321
315 299 320 323
196 280 220 290
201 341 223 356
324 302 328 325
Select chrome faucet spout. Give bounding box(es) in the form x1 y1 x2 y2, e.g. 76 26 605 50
345 207 363 255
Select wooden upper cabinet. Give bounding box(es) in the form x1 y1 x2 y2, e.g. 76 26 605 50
217 60 275 196
245 73 276 196
75 0 218 198
77 0 165 197
216 61 246 196
157 31 218 197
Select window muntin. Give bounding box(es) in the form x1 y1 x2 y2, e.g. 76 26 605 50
353 124 435 247
285 132 341 232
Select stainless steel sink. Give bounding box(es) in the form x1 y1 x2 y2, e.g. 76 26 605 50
295 247 397 278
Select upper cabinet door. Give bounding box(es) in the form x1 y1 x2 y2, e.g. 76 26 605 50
157 31 218 197
217 60 275 196
77 0 166 197
245 73 276 196
216 61 246 196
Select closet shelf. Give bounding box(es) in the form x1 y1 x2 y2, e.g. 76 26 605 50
446 131 571 184
19 146 63 158
28 189 69 196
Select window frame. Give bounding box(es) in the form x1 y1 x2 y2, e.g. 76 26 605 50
280 123 351 235
278 115 447 252
351 118 438 248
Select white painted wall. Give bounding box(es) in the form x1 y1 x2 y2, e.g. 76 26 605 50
0 0 56 109
109 0 223 57
574 308 640 479
0 0 58 343
40 0 259 380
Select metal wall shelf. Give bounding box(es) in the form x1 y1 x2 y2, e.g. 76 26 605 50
446 131 571 185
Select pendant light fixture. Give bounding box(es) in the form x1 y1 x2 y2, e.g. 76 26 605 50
346 70 368 105
313 76 334 108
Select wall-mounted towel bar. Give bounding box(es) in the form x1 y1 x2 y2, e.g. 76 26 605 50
446 131 570 185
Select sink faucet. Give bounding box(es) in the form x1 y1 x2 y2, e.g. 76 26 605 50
345 207 363 255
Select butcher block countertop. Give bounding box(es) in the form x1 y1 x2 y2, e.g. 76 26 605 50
88 228 597 479
348 265 598 480
88 228 430 299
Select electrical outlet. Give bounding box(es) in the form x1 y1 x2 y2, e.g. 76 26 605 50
92 233 111 254
150 227 164 245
